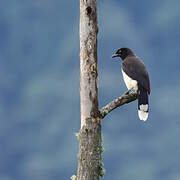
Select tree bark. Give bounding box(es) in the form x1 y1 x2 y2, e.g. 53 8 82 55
76 0 138 179
100 90 137 119
77 0 102 180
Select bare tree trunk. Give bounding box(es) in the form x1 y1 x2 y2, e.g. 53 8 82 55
75 0 138 179
76 0 103 180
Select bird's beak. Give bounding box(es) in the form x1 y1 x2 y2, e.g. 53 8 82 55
112 54 119 58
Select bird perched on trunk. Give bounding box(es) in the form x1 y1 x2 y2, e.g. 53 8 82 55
112 47 150 121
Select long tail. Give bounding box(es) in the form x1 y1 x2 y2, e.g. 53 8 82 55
138 86 149 121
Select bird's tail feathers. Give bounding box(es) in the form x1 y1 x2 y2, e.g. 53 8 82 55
138 86 149 121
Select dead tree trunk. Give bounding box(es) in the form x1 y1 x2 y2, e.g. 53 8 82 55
75 0 137 179
77 0 102 180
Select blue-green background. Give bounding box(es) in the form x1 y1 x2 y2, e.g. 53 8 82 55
1 0 180 179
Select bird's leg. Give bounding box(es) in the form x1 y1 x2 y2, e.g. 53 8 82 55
125 88 137 95
124 90 130 95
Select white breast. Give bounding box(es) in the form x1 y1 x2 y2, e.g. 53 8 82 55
122 69 138 91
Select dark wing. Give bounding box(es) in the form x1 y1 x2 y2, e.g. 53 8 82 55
122 57 150 94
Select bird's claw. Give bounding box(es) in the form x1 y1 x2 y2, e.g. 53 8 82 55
125 88 137 95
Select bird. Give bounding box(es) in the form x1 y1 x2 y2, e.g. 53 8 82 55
112 47 150 121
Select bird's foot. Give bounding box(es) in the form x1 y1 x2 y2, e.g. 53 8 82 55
125 88 137 95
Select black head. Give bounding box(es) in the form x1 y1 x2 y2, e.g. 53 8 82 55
112 47 135 60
